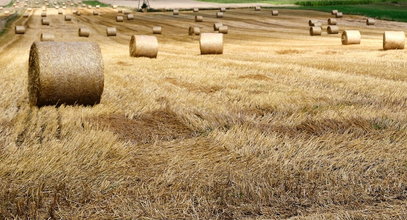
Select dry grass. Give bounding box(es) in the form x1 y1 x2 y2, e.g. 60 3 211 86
0 7 407 219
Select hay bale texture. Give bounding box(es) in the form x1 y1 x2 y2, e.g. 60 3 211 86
214 22 223 31
220 7 226 12
383 31 405 50
328 18 337 25
129 35 158 58
272 10 279 16
195 15 203 22
40 33 54 41
309 26 322 36
331 10 338 15
189 26 200 35
28 42 104 106
127 14 134 20
152 26 162 34
336 12 343 18
15 26 25 34
200 33 223 55
64 15 72 21
78 27 90 37
309 20 321 27
106 27 117 36
342 30 361 45
327 25 339 34
218 26 228 34
366 18 375 25
116 16 123 22
41 18 50 25
216 12 223 18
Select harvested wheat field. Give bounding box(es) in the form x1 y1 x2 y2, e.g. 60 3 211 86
0 5 407 219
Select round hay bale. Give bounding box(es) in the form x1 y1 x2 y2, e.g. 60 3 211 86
93 10 99 15
309 26 322 36
255 6 261 11
152 26 162 34
341 30 361 45
127 14 134 20
123 10 130 15
328 18 337 25
327 25 339 34
195 15 203 22
40 33 54 41
129 35 158 58
189 26 200 35
64 15 72 21
87 5 92 9
106 27 117 36
41 18 50 25
78 27 90 37
383 31 405 50
331 10 338 15
76 10 81 16
366 18 375 25
200 33 223 55
336 12 343 18
173 9 179 15
113 5 117 9
220 7 226 12
15 26 25 34
218 25 228 34
96 5 100 8
216 12 223 18
23 13 29 18
193 8 199 13
116 16 123 22
213 22 223 31
271 10 279 16
58 9 63 14
41 12 46 17
28 42 104 106
308 20 321 27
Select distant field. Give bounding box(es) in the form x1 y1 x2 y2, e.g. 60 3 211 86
199 0 407 22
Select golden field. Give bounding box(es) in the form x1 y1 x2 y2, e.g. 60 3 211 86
0 6 407 219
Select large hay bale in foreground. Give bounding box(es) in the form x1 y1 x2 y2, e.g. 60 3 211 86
383 31 405 50
189 26 200 35
327 25 339 34
41 18 50 25
116 16 123 22
78 27 90 37
64 15 72 21
366 18 375 25
213 22 223 31
129 35 158 58
328 18 337 25
15 26 25 34
309 26 322 36
200 33 223 55
218 26 228 34
173 9 179 15
195 15 203 22
28 42 104 106
342 30 361 45
40 33 54 41
152 26 162 34
106 27 117 36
